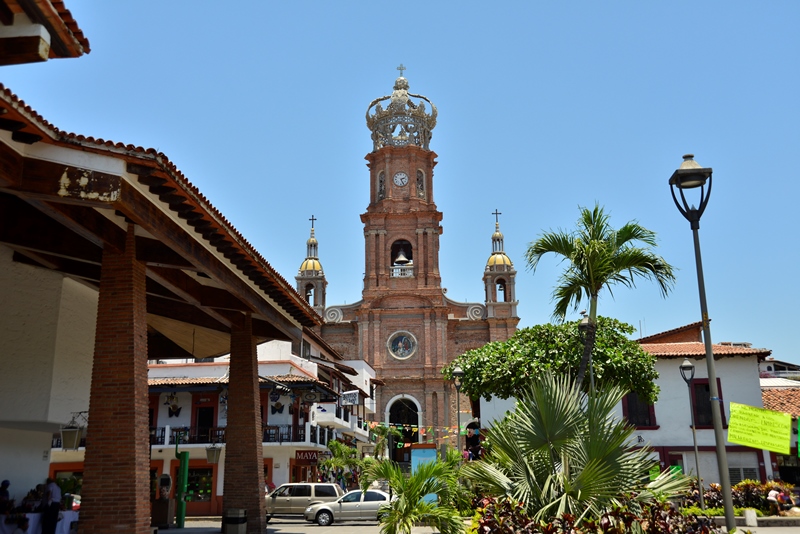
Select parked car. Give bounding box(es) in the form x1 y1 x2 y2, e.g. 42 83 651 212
265 483 344 521
303 489 392 526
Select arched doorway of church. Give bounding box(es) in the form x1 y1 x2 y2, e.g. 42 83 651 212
388 397 419 466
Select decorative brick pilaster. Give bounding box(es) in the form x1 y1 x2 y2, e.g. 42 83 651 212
223 314 266 534
81 225 150 533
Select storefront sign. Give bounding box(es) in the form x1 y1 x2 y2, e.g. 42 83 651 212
295 450 320 465
341 390 359 406
728 402 791 454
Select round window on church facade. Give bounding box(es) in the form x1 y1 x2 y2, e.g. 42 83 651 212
387 331 418 360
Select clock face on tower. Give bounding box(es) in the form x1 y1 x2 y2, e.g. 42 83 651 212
393 171 409 187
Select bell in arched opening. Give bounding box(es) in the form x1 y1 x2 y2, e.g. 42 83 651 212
394 248 410 265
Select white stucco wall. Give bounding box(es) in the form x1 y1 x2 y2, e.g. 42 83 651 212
479 355 771 483
0 427 53 502
343 360 377 397
643 356 763 448
0 247 96 428
479 396 517 426
0 245 63 426
48 277 96 426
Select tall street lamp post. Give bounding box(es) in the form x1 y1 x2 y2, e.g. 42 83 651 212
679 357 705 510
452 366 465 452
669 154 735 531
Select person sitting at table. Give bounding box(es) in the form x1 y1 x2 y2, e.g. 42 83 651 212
12 516 29 534
778 491 796 511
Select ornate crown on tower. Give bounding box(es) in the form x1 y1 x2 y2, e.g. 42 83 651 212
366 69 437 152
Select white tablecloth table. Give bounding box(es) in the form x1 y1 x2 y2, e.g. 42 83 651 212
0 511 78 534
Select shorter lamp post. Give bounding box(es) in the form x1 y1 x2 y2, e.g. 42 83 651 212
679 358 705 510
452 366 465 451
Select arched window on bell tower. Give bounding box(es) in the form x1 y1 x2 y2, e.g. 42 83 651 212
378 171 386 200
303 283 315 304
495 278 508 302
390 239 414 278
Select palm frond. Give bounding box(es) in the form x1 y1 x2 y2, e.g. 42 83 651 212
465 372 668 523
524 204 675 329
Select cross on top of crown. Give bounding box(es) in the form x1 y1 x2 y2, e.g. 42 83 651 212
397 64 406 77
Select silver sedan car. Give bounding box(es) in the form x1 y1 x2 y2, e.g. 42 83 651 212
303 489 392 526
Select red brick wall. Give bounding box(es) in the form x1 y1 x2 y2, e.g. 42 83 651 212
640 325 703 344
223 314 266 534
81 225 150 533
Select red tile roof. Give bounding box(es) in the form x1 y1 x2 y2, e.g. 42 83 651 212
0 83 321 326
149 374 329 388
42 0 91 55
762 388 800 419
640 341 771 360
4 1 90 58
639 323 771 361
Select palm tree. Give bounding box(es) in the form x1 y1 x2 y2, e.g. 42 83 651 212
525 204 675 389
318 440 361 488
371 423 403 459
360 459 465 534
462 372 689 523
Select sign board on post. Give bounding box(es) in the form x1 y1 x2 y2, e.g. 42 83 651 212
728 402 792 454
341 390 360 406
410 444 438 503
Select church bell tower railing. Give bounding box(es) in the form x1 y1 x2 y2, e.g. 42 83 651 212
390 265 415 278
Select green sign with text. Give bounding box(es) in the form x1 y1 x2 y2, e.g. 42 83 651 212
727 402 791 454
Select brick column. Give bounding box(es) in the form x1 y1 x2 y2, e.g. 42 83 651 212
81 225 149 534
223 314 266 534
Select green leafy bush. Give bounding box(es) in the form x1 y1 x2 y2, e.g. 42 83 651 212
685 480 795 514
467 496 725 534
681 506 762 518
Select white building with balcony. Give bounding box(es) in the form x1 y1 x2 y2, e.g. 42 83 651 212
49 331 377 517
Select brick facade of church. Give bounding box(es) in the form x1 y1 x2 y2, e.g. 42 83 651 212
299 75 520 450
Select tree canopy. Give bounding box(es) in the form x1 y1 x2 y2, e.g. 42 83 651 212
443 317 659 404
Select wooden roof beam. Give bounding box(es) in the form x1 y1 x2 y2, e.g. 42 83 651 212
118 181 307 339
146 265 236 329
135 236 195 269
0 194 103 263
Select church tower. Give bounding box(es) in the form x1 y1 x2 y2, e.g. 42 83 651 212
295 216 326 315
318 70 519 457
483 212 518 340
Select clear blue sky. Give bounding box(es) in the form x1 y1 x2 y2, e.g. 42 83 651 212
4 2 799 363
